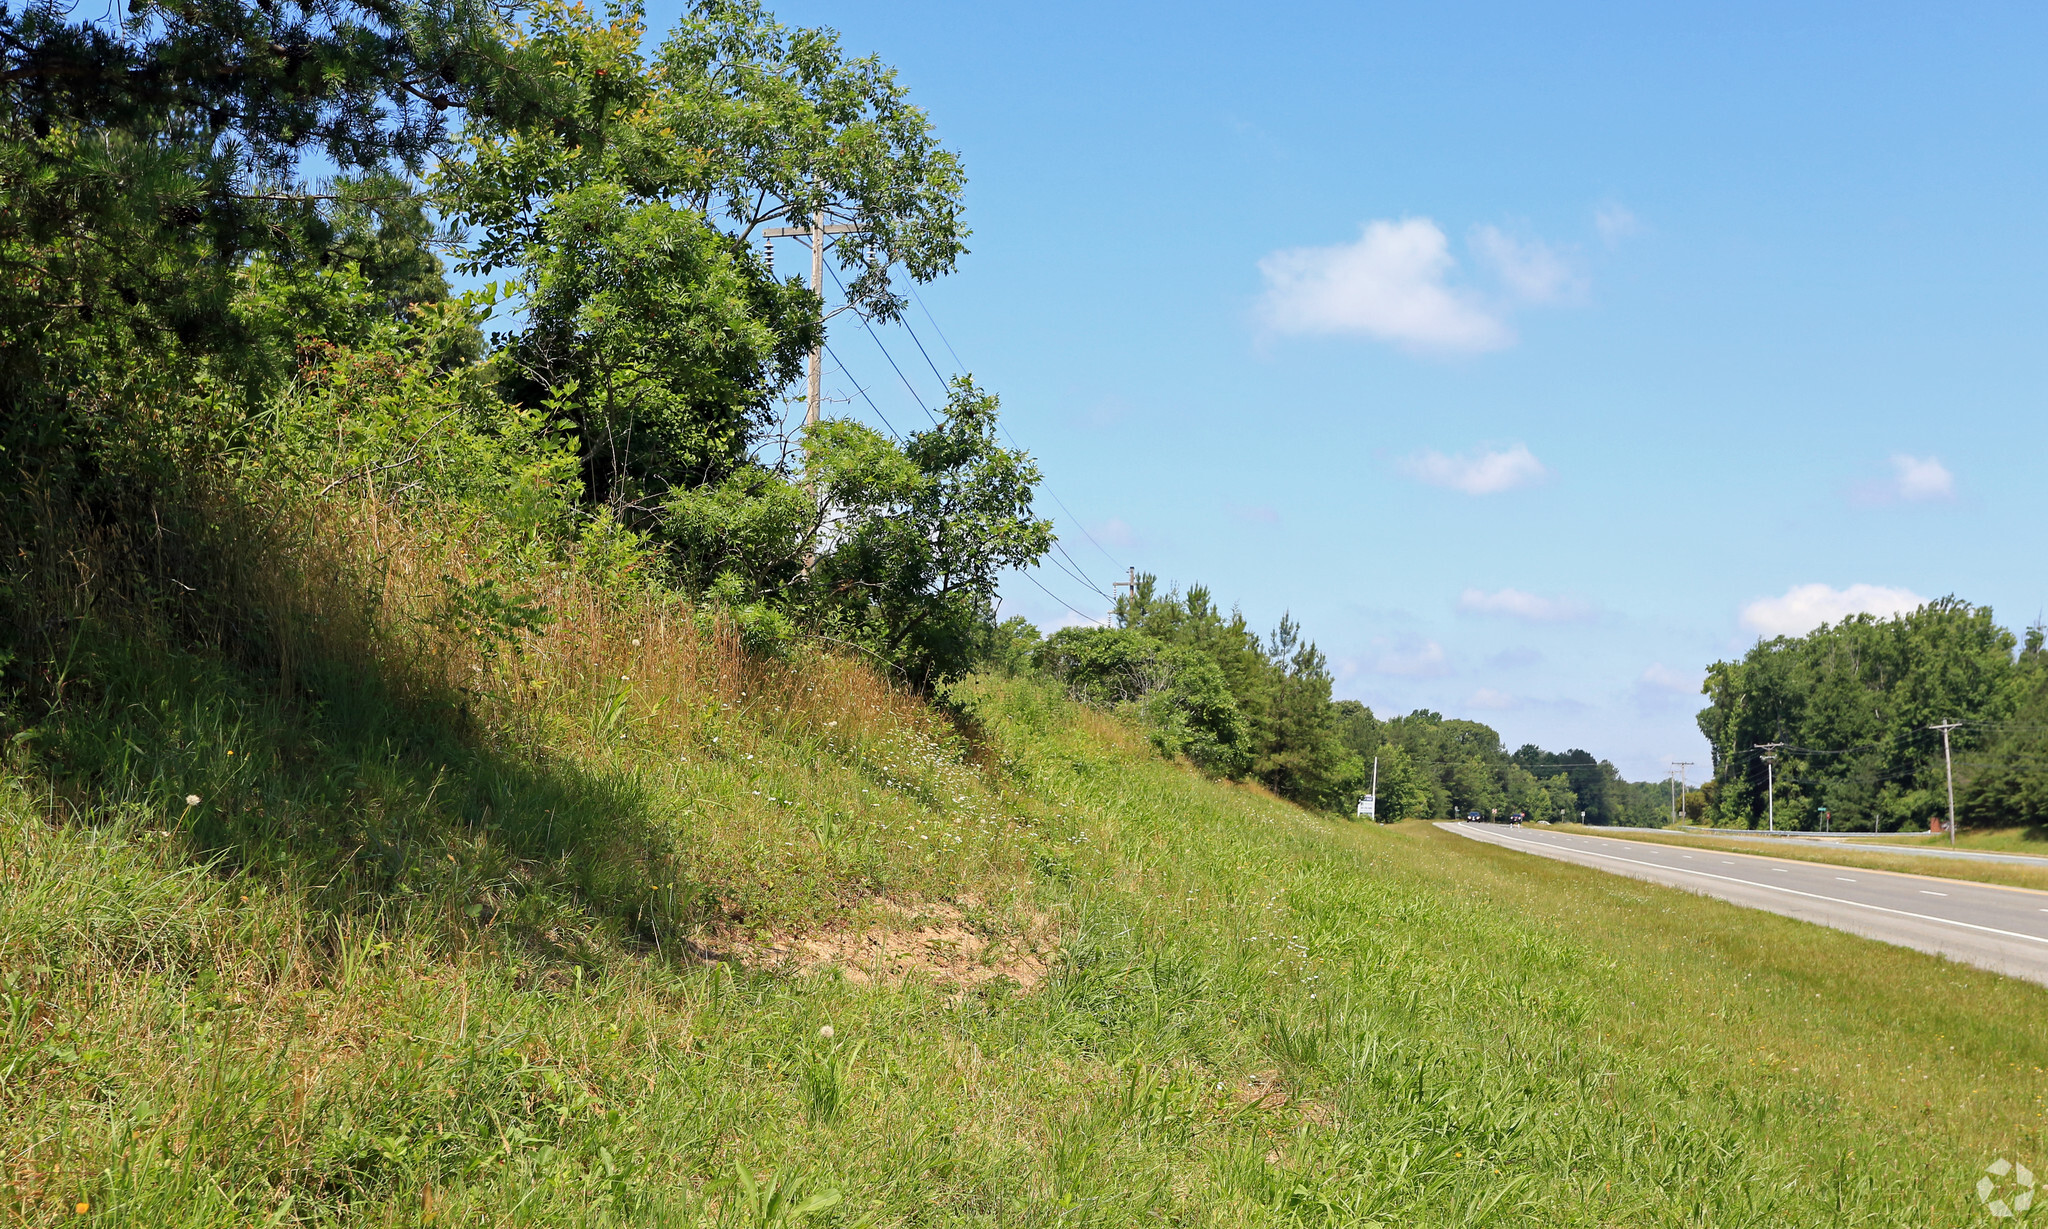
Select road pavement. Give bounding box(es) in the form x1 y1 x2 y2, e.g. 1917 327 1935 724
1446 822 2048 988
1603 825 2048 869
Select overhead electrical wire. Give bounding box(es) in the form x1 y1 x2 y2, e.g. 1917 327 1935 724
904 281 1128 572
1017 569 1109 627
826 271 1123 608
894 307 1122 599
825 265 941 428
820 342 900 439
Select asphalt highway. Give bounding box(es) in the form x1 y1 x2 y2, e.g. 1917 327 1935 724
1604 825 2048 869
1446 822 2048 988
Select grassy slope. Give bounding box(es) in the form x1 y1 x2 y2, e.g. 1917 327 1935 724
9 617 2048 1224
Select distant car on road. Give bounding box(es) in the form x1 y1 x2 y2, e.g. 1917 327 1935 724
1465 810 1482 822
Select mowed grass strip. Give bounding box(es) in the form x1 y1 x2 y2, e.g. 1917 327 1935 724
1552 822 2048 893
10 677 2048 1225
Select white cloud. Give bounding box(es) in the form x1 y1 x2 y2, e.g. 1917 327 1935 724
1403 444 1548 495
1092 518 1139 549
1458 587 1592 622
1739 583 1929 638
1639 663 1699 693
1468 687 1516 710
1594 203 1641 245
1045 609 1110 631
1256 218 1512 353
1470 225 1578 303
1371 640 1450 678
1890 454 1955 501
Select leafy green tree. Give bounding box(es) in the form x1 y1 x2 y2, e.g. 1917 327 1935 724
805 380 1050 685
1698 598 2017 830
1251 615 1364 809
1959 625 2048 826
1033 627 1252 776
1 0 529 481
444 0 967 507
514 181 815 506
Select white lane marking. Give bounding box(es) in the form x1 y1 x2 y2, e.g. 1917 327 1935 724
1773 868 1789 873
1837 877 1857 882
1922 890 1948 896
1461 828 2048 947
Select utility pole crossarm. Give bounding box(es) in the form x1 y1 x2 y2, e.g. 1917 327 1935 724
761 224 864 238
763 213 872 429
1110 566 1138 626
1753 743 1787 832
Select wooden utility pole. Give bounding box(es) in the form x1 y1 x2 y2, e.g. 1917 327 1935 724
1754 743 1787 831
1673 760 1694 824
763 212 862 427
1110 566 1139 625
1931 720 1963 846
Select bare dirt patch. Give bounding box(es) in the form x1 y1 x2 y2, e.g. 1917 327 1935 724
1234 1068 1336 1133
694 897 1061 994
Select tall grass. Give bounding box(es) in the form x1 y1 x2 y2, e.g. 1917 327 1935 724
5 472 2048 1224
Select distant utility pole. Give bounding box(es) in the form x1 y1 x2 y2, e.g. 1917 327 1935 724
1931 720 1963 847
1673 761 1693 825
1754 743 1787 832
1110 566 1139 626
763 212 864 428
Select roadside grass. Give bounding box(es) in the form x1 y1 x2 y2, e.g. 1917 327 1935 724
1682 824 2048 855
9 489 2048 1224
1555 823 2048 893
1842 827 2048 854
10 670 2048 1224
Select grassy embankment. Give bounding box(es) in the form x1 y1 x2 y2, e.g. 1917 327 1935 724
10 499 2048 1225
1557 823 2048 893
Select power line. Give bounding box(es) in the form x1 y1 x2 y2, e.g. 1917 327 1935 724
820 343 900 438
906 282 1125 571
1017 568 1107 627
1044 548 1113 601
826 265 942 427
908 282 968 371
839 278 1124 609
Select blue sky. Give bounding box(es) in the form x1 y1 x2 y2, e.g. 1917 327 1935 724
647 0 2048 779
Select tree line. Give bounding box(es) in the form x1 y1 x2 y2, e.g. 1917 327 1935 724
1697 597 2048 830
1021 575 1665 822
2 0 1055 693
0 0 1662 822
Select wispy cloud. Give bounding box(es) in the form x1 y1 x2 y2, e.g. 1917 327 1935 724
1468 687 1516 710
1739 583 1928 638
1487 646 1542 670
1370 639 1450 678
1470 226 1580 303
1046 609 1110 631
1594 203 1642 245
1889 454 1954 500
1850 454 1956 506
1639 663 1700 693
1091 518 1140 549
1458 587 1592 622
1256 218 1512 353
1403 444 1548 495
